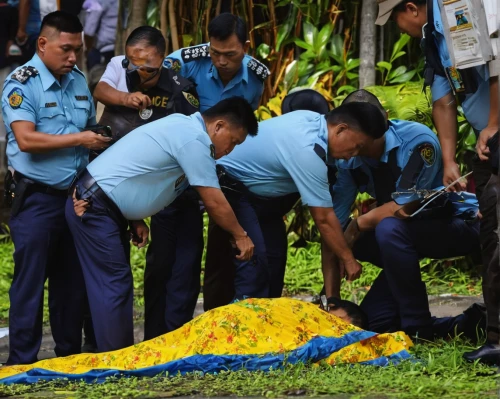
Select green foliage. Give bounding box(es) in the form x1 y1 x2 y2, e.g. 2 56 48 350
377 34 420 85
0 338 497 398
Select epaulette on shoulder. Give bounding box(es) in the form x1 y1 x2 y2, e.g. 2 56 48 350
72 66 86 78
10 66 39 84
247 57 270 82
180 44 210 63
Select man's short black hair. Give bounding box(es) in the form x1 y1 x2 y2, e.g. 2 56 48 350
328 297 369 329
282 89 330 115
325 102 386 140
202 97 258 136
40 11 83 34
208 13 247 45
126 26 166 56
342 89 388 129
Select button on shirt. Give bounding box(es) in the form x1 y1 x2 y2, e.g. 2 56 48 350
164 44 268 111
218 110 333 208
2 54 96 189
332 120 443 226
87 112 220 220
430 0 490 131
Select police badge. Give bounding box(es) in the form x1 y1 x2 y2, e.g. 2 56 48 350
8 88 24 109
139 108 153 120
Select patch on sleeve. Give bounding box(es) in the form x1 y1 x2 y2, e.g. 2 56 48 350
10 66 39 84
180 44 210 63
8 87 24 109
164 58 182 72
210 144 216 159
247 58 270 82
419 143 435 166
183 91 200 108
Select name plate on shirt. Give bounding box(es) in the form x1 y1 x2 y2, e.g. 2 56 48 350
75 95 89 101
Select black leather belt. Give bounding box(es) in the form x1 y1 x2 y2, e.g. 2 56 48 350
74 169 128 227
13 171 67 197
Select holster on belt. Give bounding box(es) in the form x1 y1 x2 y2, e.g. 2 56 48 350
216 165 250 198
10 176 34 217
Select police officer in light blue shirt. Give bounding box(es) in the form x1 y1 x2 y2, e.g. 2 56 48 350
329 90 482 341
158 12 270 322
211 102 387 303
163 13 269 111
66 98 258 353
1 11 110 365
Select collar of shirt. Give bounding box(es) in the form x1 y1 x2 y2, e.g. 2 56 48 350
30 53 75 92
191 112 207 132
209 60 247 87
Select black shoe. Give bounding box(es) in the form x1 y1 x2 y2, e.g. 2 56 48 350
81 338 97 353
459 302 487 343
463 343 500 365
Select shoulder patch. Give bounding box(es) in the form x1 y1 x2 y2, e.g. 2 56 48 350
210 144 216 159
183 91 199 108
418 143 435 166
180 44 210 63
8 87 24 109
10 66 38 84
164 58 182 72
247 58 270 82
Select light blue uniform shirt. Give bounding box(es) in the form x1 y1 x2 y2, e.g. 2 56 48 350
332 120 443 226
429 0 490 131
218 110 333 208
87 113 220 220
2 53 95 189
163 43 269 111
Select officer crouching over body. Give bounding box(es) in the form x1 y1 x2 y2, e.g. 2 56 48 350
327 90 484 341
1 11 111 365
92 26 201 341
205 101 387 305
203 88 331 309
67 97 257 353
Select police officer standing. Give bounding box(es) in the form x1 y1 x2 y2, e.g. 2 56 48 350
1 11 110 365
158 12 269 323
93 26 201 340
329 90 483 340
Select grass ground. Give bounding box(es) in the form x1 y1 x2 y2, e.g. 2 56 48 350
0 338 497 398
0 219 489 398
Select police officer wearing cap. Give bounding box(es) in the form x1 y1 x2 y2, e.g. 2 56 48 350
203 88 331 309
160 12 269 322
375 0 498 361
204 101 387 306
1 11 110 365
328 90 483 340
92 26 201 341
67 97 258 352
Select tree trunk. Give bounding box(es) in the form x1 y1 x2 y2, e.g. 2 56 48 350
121 0 148 49
358 0 377 88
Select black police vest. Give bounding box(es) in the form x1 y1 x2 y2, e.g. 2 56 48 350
422 0 478 102
99 68 198 140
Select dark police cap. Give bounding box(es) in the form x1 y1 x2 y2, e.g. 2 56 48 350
281 89 330 115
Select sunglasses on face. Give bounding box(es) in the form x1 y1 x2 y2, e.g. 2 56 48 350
122 58 161 74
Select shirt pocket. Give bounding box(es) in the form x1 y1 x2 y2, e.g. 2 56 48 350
37 107 66 132
72 101 91 129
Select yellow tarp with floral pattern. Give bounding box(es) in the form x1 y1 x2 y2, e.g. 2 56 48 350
0 298 413 384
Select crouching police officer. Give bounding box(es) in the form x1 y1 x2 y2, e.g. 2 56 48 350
93 26 201 340
1 11 110 365
66 98 257 352
328 90 483 340
205 101 387 304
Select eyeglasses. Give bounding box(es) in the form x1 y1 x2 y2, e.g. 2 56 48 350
122 58 161 74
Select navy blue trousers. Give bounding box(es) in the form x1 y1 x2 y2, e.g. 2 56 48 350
65 189 134 352
203 192 299 308
8 192 85 365
143 194 204 340
355 216 480 338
